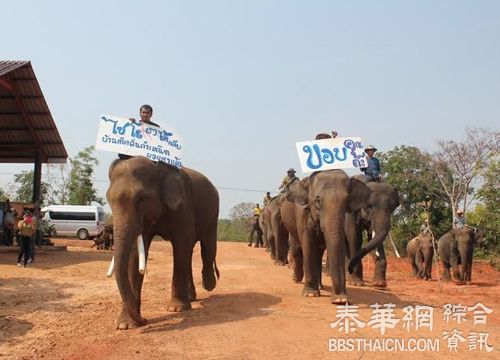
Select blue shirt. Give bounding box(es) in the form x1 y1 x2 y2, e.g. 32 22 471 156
362 156 381 180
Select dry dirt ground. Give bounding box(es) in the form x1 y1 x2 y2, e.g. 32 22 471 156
0 239 499 360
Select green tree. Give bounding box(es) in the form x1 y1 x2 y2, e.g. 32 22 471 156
12 170 48 204
67 146 104 205
379 146 451 249
467 159 500 256
217 202 255 242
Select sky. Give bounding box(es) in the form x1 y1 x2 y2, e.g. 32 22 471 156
1 0 499 218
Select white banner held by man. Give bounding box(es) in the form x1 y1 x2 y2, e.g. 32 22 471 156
296 137 367 173
95 114 182 168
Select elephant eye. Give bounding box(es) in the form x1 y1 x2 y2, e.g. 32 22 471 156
314 195 321 209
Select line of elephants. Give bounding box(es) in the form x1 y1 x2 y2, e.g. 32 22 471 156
260 169 484 304
104 157 483 330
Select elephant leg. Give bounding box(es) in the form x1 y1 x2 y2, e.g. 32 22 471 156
410 256 419 277
316 246 325 290
345 213 364 286
415 250 424 279
167 239 193 312
372 244 387 288
188 249 197 301
248 228 254 246
465 249 473 285
289 235 303 283
346 237 364 286
301 228 320 297
441 260 452 281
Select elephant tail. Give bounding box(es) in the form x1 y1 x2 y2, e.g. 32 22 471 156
214 259 220 280
201 221 219 291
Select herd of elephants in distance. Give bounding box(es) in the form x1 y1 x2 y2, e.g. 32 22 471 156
103 152 482 330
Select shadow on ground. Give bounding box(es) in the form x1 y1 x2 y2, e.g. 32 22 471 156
141 292 282 333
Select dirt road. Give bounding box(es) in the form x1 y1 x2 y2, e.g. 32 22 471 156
1 240 499 359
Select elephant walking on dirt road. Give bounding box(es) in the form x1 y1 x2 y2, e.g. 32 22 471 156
286 171 372 304
438 228 483 284
249 215 263 247
106 157 220 330
406 235 434 280
345 177 400 288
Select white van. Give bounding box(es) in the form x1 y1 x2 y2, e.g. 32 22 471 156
41 205 106 240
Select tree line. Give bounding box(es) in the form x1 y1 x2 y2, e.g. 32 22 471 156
0 146 104 206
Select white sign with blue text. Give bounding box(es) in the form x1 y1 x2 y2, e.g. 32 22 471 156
296 137 367 173
95 114 182 168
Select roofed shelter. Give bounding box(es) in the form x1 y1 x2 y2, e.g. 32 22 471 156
0 60 68 204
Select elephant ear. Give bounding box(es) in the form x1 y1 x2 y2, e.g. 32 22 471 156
286 177 309 206
160 168 185 211
347 178 372 212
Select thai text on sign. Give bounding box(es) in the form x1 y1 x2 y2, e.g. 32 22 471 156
296 137 367 173
95 114 182 168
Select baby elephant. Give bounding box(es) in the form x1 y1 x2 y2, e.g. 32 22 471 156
438 228 483 284
406 235 434 280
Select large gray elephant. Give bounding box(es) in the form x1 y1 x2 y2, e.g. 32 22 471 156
265 196 289 265
438 227 483 284
406 235 434 280
106 157 219 329
286 171 372 304
346 178 400 288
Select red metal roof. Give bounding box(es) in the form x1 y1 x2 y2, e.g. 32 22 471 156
0 60 68 163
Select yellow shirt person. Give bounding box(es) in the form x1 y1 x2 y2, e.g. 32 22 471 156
253 204 262 217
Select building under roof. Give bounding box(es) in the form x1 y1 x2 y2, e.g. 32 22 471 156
0 60 68 203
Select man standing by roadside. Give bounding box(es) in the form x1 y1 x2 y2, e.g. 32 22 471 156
17 210 34 267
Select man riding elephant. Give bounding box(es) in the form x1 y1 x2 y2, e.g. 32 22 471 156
360 145 382 183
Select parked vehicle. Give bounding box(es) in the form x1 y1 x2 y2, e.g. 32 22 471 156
40 205 105 240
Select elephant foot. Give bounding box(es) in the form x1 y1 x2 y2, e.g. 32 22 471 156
116 310 146 330
347 277 365 287
372 280 387 288
465 281 471 285
302 286 320 297
274 260 286 266
453 279 465 285
188 284 197 302
202 271 216 291
167 298 192 312
331 295 348 305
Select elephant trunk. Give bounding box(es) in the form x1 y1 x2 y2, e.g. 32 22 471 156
348 213 390 274
113 218 143 324
322 223 346 296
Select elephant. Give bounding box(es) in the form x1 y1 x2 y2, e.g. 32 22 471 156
280 199 305 283
264 195 289 265
438 227 483 284
286 170 372 304
248 215 263 247
106 157 220 330
406 235 434 280
346 178 400 288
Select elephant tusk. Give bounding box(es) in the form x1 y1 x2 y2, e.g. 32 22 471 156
389 231 401 258
106 256 115 278
372 231 380 257
137 234 146 275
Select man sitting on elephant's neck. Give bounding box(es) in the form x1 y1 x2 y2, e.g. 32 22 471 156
279 169 299 193
360 145 382 183
119 104 159 160
420 219 432 237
